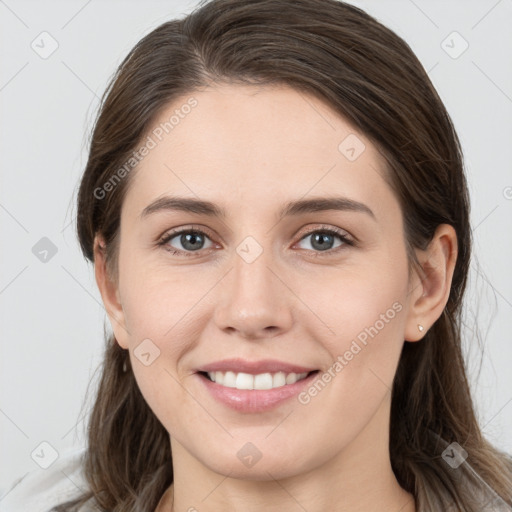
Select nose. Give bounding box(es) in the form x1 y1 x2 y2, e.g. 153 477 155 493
213 245 294 341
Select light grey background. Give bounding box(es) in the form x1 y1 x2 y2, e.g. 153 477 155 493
1 0 511 497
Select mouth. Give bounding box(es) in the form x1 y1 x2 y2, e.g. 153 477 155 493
195 369 321 413
198 369 319 390
194 358 321 412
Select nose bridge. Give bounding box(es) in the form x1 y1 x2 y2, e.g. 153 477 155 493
233 239 275 305
213 232 293 338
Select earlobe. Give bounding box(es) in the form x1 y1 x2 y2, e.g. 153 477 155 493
93 235 130 349
404 224 458 342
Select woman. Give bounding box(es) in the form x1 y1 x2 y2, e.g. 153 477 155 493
4 0 512 510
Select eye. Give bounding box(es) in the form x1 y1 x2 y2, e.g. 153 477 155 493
158 227 216 256
294 226 353 255
157 224 354 257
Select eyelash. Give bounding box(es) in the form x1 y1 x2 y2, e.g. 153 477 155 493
157 224 355 258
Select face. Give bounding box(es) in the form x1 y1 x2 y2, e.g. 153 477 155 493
101 83 422 480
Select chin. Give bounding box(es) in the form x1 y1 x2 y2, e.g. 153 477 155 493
192 441 316 481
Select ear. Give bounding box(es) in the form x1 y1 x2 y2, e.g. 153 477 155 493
404 224 458 342
93 234 130 349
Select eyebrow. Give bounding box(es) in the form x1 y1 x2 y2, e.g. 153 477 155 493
140 195 376 221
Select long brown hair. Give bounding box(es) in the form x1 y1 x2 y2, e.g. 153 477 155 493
54 0 512 510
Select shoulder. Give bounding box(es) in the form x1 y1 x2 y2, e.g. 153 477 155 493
1 446 94 512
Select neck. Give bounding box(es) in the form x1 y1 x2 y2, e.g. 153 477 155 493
158 396 416 512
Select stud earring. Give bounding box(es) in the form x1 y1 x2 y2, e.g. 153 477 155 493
418 324 424 332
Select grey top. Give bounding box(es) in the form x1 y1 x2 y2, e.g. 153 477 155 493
1 447 95 512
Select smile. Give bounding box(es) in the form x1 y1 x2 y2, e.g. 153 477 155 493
204 370 311 390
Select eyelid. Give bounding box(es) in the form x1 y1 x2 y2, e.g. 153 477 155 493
296 224 354 243
157 224 217 243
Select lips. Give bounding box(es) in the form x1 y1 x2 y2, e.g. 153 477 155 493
194 358 319 412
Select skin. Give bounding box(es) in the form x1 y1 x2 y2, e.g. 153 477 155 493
94 83 457 512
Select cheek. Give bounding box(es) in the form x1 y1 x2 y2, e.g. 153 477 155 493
296 257 408 411
302 256 408 351
307 291 406 412
119 248 204 340
118 256 220 421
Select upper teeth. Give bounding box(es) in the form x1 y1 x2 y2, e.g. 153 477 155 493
207 371 309 390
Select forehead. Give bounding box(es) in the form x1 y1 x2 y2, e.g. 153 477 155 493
122 83 396 220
